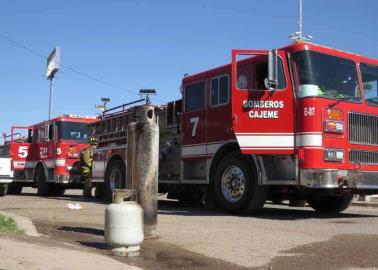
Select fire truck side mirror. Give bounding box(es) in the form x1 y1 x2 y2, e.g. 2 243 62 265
267 49 278 91
28 129 33 143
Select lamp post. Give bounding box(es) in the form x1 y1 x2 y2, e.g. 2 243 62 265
48 77 54 120
139 89 156 105
46 47 60 120
95 97 111 112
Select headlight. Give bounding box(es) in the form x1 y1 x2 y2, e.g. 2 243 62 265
324 148 344 162
324 120 344 133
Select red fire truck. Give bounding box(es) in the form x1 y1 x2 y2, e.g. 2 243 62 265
92 41 378 214
8 115 96 195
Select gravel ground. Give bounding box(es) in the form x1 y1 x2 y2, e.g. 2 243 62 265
0 188 378 269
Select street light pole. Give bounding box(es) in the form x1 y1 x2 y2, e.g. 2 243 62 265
46 47 60 120
95 97 111 113
48 76 54 120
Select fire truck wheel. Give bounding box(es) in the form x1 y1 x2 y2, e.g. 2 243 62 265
271 196 284 204
306 194 354 213
36 166 51 196
94 183 105 199
214 152 268 214
7 182 22 195
0 184 8 196
104 160 125 202
50 184 65 196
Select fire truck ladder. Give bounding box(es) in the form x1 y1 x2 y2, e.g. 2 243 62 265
93 99 145 145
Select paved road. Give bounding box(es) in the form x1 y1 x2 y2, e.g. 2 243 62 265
1 188 378 269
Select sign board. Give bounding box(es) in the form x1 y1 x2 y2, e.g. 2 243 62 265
46 47 60 79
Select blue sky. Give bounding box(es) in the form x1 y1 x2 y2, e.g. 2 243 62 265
1 0 378 135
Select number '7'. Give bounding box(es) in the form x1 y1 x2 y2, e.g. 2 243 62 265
190 117 199 137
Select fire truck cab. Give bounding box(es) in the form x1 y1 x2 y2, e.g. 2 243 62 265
9 115 96 196
93 41 378 214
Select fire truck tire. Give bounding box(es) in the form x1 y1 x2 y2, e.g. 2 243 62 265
36 166 51 196
214 152 268 214
7 182 22 195
95 183 105 199
0 184 8 196
50 184 65 196
306 194 354 213
104 160 125 202
271 196 284 204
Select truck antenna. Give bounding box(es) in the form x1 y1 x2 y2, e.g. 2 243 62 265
289 0 313 41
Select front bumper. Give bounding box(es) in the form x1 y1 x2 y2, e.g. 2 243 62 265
300 169 378 190
54 174 84 184
0 175 13 184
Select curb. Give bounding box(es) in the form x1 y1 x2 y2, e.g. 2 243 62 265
351 202 378 208
0 211 40 237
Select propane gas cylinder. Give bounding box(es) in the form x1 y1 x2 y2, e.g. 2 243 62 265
104 201 144 255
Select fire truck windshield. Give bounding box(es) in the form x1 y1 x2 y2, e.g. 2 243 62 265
360 63 378 106
57 121 90 142
293 50 361 102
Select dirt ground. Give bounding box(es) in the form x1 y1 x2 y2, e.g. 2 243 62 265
1 188 378 270
0 234 141 270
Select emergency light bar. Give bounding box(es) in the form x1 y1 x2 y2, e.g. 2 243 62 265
61 114 97 119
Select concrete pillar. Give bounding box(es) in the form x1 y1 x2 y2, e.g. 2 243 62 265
127 105 159 239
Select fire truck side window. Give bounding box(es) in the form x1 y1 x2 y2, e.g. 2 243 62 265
211 75 229 106
33 129 39 143
38 128 45 143
185 82 205 112
360 63 378 106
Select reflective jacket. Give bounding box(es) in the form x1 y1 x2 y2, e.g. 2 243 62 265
81 147 93 174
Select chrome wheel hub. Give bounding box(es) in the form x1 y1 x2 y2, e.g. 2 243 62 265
221 165 245 203
109 168 121 190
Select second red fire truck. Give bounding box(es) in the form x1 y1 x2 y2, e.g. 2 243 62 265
8 114 96 195
91 41 378 214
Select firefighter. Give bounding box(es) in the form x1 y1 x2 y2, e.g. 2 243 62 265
81 137 97 198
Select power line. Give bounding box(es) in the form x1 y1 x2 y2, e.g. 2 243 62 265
61 65 136 95
0 32 137 96
0 33 46 59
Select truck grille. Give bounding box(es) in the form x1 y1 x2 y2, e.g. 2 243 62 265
349 150 378 165
348 112 378 146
